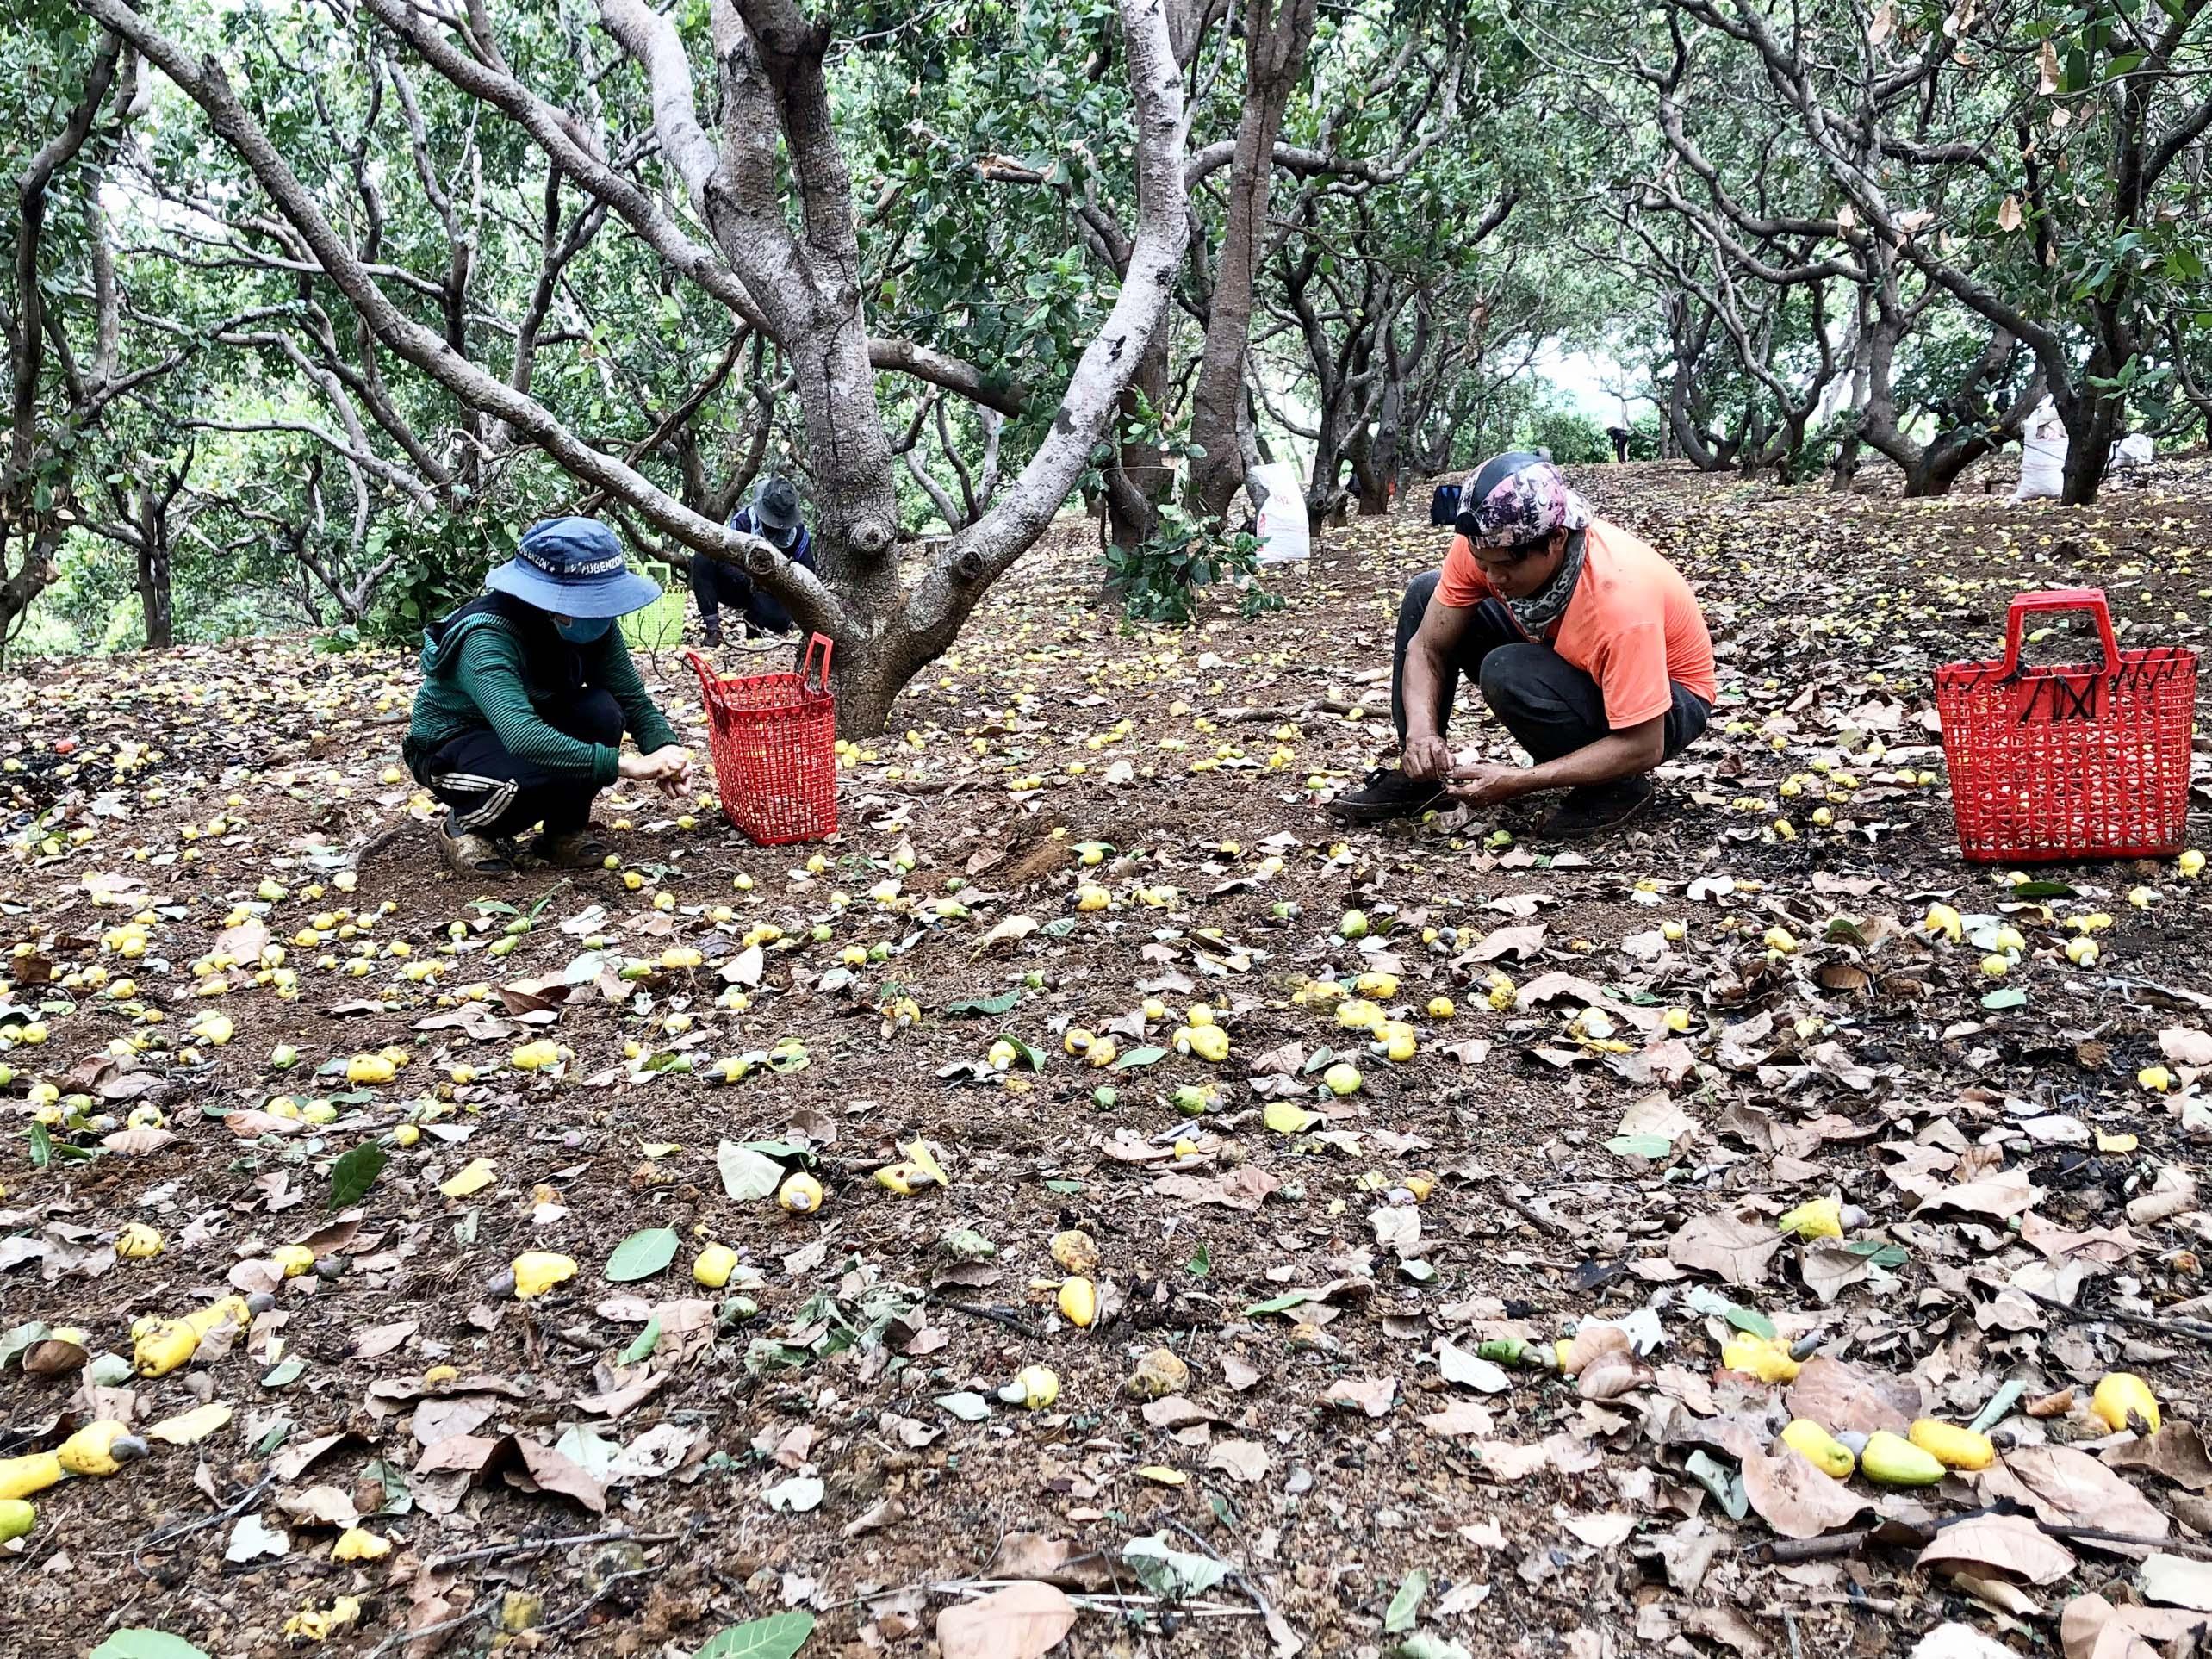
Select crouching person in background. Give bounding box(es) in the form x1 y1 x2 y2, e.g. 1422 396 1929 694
692 475 814 645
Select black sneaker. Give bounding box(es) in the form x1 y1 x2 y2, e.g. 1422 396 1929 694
1328 766 1448 824
700 628 723 649
1538 776 1656 839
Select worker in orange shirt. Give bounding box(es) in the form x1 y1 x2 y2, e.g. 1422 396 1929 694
1331 451 1717 838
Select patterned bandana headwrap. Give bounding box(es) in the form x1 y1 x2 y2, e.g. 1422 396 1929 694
1455 452 1592 633
1456 452 1591 550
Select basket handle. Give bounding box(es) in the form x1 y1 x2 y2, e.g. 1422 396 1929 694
1999 587 2120 679
683 648 724 705
799 632 835 696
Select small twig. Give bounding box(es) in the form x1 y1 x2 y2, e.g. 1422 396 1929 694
425 1527 680 1572
1755 1506 2212 1567
1784 1607 1803 1659
1476 1175 1569 1238
365 1596 500 1659
1759 1527 1879 1565
934 1299 1045 1339
817 1575 1254 1616
537 1567 656 1634
2021 1287 2212 1347
132 1473 276 1578
2046 1523 2212 1561
1147 1513 1296 1646
350 818 426 867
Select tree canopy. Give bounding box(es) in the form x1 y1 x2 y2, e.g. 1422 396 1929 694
6 0 2209 717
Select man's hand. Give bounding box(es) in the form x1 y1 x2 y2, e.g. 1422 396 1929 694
1401 732 1455 781
1447 761 1527 807
619 745 696 798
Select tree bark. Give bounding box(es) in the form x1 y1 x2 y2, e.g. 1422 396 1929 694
1 35 123 655
1184 0 1315 523
86 0 1190 736
1103 324 1171 561
138 531 174 649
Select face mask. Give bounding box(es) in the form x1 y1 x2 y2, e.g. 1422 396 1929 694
555 615 612 643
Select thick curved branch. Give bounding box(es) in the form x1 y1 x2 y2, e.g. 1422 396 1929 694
357 0 1014 418
81 0 845 638
897 0 1190 645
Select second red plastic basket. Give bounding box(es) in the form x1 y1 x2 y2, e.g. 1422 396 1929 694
687 634 839 846
1933 588 2196 863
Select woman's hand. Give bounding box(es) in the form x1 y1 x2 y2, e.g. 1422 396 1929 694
619 745 696 797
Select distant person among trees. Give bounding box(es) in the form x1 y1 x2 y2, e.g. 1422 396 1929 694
404 517 695 877
1330 451 1716 838
1606 425 1633 463
691 476 815 646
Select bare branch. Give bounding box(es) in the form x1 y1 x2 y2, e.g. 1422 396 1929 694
82 0 846 637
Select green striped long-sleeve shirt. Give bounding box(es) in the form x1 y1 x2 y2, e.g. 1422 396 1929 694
403 598 680 788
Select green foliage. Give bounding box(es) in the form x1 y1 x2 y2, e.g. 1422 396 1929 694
368 516 511 647
1520 407 1612 466
1106 506 1274 626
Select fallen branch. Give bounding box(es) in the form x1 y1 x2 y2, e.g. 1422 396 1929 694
1461 1171 1569 1238
425 1527 681 1571
1146 1513 1302 1651
350 818 428 868
364 1596 501 1659
819 1575 1259 1616
934 1299 1045 1339
132 1473 276 1577
2021 1286 2212 1348
537 1566 656 1634
1753 1505 2212 1566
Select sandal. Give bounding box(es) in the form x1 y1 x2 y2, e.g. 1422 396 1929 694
436 816 515 877
531 827 612 869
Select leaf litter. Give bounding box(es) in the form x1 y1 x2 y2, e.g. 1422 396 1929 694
4 470 2212 1654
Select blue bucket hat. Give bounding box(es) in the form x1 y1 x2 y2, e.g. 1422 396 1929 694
487 517 664 618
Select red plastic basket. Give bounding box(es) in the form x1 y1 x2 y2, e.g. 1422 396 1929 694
686 635 839 846
1934 588 2196 862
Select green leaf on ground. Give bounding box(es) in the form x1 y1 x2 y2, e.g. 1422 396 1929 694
945 988 1020 1017
1385 1567 1429 1633
717 1140 781 1202
605 1227 681 1282
690 1612 817 1659
1110 1045 1168 1070
327 1140 387 1209
90 1636 213 1659
620 1316 662 1364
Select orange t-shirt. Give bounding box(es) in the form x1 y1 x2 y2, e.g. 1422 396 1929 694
1437 518 1718 728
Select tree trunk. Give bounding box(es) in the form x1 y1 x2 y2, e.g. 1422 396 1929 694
1358 361 1407 514
1305 432 1346 530
2056 327 2125 506
0 524 63 665
1184 0 1316 522
1103 326 1171 560
138 534 173 649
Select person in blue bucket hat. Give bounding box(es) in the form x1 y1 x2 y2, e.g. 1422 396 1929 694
403 516 696 877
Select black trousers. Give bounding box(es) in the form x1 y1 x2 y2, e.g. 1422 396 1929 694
425 687 622 838
690 552 793 637
1390 569 1709 763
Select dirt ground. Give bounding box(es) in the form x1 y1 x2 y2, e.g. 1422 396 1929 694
4 457 2212 1659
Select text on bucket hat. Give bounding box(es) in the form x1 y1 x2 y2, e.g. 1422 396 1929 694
483 516 664 619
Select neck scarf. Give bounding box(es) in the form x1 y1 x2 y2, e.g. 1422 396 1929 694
1507 528 1588 634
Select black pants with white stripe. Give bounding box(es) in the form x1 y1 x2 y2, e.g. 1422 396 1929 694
424 687 622 839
